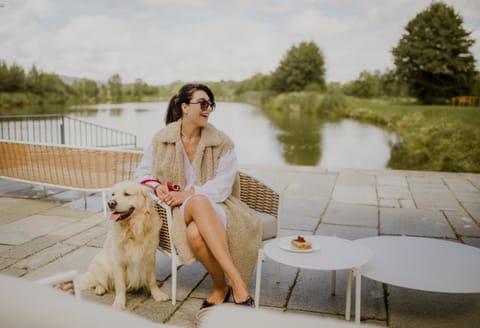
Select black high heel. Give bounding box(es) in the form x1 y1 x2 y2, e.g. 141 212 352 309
233 293 255 307
199 286 232 310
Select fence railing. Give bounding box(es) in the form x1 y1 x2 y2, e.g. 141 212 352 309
0 114 137 148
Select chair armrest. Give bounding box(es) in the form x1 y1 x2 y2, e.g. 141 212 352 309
238 169 281 220
155 202 175 254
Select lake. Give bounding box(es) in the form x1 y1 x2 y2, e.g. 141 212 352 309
70 101 399 171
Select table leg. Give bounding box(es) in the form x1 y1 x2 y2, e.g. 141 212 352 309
355 267 361 325
345 269 353 320
254 249 264 310
331 270 336 295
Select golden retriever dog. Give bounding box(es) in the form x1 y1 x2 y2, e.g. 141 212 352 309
79 181 169 309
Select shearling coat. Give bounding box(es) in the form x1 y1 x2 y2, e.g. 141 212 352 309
151 119 262 283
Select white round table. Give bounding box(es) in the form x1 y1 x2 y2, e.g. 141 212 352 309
355 236 480 293
255 235 373 324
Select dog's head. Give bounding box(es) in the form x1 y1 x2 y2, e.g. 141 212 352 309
108 181 152 222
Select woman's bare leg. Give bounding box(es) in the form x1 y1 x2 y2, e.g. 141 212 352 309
187 222 229 303
184 195 250 302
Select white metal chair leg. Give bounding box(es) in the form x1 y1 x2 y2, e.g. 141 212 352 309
345 269 353 320
355 267 361 325
171 258 177 305
331 270 336 295
275 262 280 283
255 249 264 309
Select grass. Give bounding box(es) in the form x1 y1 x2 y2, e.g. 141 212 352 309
338 98 480 173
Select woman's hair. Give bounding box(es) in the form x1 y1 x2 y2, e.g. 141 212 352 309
165 83 215 125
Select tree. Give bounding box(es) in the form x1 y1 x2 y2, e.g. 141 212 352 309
270 41 326 93
0 60 9 91
108 73 123 100
392 2 476 104
6 63 26 92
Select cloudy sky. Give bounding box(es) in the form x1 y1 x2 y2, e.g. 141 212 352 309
1 0 479 85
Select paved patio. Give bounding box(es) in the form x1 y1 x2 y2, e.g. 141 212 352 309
1 166 480 327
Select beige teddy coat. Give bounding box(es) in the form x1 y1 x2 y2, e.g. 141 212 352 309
151 120 262 283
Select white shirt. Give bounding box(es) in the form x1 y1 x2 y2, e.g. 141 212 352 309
134 142 238 228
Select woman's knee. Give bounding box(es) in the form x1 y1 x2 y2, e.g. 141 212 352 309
185 194 210 211
186 223 205 252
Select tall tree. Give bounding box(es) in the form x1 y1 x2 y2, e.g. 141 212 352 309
108 73 123 100
392 2 476 104
270 41 326 93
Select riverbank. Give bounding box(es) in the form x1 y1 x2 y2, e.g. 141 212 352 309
252 92 480 173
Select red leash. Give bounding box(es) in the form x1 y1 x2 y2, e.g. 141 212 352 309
140 179 180 196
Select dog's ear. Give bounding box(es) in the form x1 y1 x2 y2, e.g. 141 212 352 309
140 185 153 216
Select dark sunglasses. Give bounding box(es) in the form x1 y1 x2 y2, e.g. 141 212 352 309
189 100 216 112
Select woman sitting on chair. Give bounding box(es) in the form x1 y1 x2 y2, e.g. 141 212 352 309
134 83 261 311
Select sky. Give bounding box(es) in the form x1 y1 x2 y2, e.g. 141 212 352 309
1 0 479 86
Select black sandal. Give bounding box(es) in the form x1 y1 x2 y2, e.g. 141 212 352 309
199 286 232 310
233 294 255 307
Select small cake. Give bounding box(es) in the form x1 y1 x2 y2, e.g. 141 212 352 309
291 235 312 250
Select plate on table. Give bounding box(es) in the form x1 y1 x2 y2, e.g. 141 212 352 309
279 240 320 253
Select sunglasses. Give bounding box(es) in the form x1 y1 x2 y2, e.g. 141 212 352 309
189 100 216 112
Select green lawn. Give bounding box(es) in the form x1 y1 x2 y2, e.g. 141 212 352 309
341 98 480 173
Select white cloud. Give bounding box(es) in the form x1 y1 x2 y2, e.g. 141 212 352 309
0 0 478 85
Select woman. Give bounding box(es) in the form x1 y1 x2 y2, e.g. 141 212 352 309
134 83 262 310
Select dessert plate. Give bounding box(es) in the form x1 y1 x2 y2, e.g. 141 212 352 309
279 241 320 253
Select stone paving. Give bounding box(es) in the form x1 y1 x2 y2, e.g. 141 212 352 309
1 166 480 327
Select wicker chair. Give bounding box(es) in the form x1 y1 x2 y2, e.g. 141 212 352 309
155 169 283 305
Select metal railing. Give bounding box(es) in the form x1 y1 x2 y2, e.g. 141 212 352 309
0 114 137 148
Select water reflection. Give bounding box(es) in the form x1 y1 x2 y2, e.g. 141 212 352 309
319 119 399 171
65 102 398 169
263 109 322 166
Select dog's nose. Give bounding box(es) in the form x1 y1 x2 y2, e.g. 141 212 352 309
108 199 117 210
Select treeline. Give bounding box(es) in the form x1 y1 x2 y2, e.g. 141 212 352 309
0 60 163 109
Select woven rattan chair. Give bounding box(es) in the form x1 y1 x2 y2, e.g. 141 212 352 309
155 168 283 305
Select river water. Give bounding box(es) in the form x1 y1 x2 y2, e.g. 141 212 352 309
70 101 399 171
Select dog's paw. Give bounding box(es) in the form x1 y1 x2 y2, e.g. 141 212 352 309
112 299 126 310
94 285 107 295
151 289 169 302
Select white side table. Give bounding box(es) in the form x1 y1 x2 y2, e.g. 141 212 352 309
255 235 373 324
355 236 480 293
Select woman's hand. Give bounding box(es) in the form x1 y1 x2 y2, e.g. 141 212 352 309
157 187 194 207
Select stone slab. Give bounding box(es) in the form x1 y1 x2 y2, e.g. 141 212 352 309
463 202 480 224
379 198 400 208
323 202 378 227
377 186 412 200
315 224 378 240
0 198 59 227
444 210 480 237
410 185 460 210
461 237 480 248
252 261 297 308
332 186 377 205
13 242 78 271
380 208 455 238
387 286 480 328
336 173 376 186
282 196 329 217
23 246 98 280
454 191 480 203
377 175 408 187
0 215 78 245
281 214 319 232
444 177 479 192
